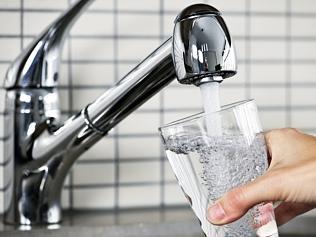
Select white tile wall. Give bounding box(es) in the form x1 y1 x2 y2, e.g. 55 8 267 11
0 39 20 61
71 38 114 60
291 64 316 83
71 13 114 35
24 12 62 35
0 0 316 217
251 40 287 60
118 185 160 208
250 0 286 12
291 17 316 37
118 137 160 159
291 0 316 13
250 17 286 37
250 63 287 84
24 0 68 9
0 13 20 35
119 161 160 183
0 0 20 9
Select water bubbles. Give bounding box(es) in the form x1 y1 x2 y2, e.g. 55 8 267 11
164 133 269 236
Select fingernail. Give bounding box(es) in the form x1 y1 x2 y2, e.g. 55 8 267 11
208 203 226 222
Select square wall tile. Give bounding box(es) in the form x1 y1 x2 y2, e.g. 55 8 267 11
291 88 316 106
24 0 68 9
22 37 34 51
72 88 104 111
163 14 174 37
58 89 70 111
291 0 316 13
71 63 115 85
118 137 160 159
291 41 316 60
259 110 287 130
164 0 205 12
0 0 20 8
80 137 115 160
71 38 114 60
24 12 62 35
250 0 286 12
119 185 160 207
118 112 159 134
59 63 69 86
224 15 246 37
164 160 177 182
73 188 114 208
0 13 20 35
61 188 70 209
118 13 159 36
250 63 286 84
251 40 286 60
0 39 20 61
163 87 202 110
119 161 160 183
235 39 246 61
163 111 199 126
291 110 316 129
164 184 187 205
61 40 70 61
73 163 114 185
250 87 286 107
118 39 160 61
292 17 316 37
70 13 114 35
89 0 113 10
251 16 286 37
291 64 316 84
207 0 246 12
220 87 246 105
118 0 159 11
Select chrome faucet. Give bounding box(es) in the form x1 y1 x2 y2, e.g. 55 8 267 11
3 0 236 225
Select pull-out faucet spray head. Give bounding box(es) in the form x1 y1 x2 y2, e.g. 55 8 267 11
172 4 237 86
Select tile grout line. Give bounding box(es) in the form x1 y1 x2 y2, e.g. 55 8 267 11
113 0 120 211
286 0 292 127
245 0 251 99
3 7 316 18
4 34 316 41
0 0 316 211
159 0 165 210
20 0 24 50
67 0 74 211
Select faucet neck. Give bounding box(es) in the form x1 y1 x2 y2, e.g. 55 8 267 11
4 0 94 90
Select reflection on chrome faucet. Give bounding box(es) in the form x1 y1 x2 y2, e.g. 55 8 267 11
3 0 236 225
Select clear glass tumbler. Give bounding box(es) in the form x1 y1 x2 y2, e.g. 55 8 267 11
159 100 279 237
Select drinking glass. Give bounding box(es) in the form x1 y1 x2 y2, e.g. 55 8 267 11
159 100 279 237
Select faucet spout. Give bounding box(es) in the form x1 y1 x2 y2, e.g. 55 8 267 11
3 1 236 225
33 38 174 161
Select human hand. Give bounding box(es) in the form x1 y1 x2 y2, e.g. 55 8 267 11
207 128 316 226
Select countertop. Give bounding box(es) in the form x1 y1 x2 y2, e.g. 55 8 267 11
0 207 315 236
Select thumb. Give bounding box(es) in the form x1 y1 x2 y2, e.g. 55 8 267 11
207 172 280 225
